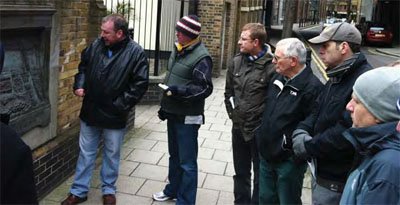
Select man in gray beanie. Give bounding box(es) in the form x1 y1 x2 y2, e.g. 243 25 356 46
340 67 400 204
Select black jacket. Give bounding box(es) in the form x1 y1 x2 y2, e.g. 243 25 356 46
296 53 372 182
257 65 323 162
74 37 149 129
0 119 38 204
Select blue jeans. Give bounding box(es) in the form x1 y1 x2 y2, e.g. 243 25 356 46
70 120 126 198
164 120 200 205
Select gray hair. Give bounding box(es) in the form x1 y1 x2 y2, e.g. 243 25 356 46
276 38 307 64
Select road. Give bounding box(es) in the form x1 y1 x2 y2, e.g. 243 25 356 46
294 25 399 83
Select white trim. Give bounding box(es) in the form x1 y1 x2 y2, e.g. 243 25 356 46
240 7 250 12
182 16 201 27
177 22 200 35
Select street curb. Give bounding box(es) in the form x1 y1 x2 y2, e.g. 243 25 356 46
376 48 400 58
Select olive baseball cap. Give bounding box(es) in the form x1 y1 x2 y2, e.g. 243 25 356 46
309 22 362 45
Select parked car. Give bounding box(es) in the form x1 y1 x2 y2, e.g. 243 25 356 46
323 18 344 30
365 22 393 46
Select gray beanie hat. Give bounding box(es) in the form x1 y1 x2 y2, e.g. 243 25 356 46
353 67 400 122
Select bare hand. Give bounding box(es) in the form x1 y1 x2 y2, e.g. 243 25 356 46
74 89 85 97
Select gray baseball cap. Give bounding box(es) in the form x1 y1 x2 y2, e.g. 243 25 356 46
309 22 362 45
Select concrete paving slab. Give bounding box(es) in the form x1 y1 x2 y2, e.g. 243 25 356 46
202 139 231 151
198 172 207 188
123 138 157 150
219 132 232 142
215 111 229 119
115 192 153 205
42 181 71 202
151 141 169 153
213 150 233 163
119 160 139 176
136 180 167 198
157 153 169 167
196 188 219 205
203 174 233 192
127 128 152 138
204 110 218 117
217 191 234 205
199 123 212 130
204 116 227 125
120 147 134 160
198 159 227 175
115 175 146 195
225 162 235 177
141 122 167 132
198 129 222 140
198 147 215 160
131 164 168 181
145 131 168 142
209 124 232 133
126 149 164 165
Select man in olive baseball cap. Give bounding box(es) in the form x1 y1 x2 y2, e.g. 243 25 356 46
292 22 373 204
309 22 362 45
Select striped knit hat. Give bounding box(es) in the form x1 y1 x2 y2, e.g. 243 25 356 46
176 15 201 39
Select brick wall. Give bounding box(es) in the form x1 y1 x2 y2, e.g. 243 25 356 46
197 0 224 77
31 0 107 200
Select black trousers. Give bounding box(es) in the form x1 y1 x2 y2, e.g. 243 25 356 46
232 127 259 205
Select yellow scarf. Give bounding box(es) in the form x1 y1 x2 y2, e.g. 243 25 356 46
175 36 200 52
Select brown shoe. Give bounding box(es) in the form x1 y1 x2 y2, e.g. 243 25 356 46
103 194 116 205
61 194 87 205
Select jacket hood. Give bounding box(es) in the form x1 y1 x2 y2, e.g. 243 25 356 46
343 122 400 155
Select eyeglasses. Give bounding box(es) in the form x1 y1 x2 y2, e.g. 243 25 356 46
272 54 291 61
238 37 254 42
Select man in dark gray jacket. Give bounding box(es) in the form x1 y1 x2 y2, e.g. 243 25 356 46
62 14 149 205
257 38 323 204
292 22 372 204
224 23 275 205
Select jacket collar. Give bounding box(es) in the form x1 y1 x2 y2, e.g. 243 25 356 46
276 65 313 91
175 39 202 56
327 52 367 83
244 44 273 67
343 122 400 155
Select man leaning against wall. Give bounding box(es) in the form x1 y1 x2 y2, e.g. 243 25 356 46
62 14 149 205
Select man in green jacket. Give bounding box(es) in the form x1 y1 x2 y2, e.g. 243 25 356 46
224 23 275 205
153 15 213 205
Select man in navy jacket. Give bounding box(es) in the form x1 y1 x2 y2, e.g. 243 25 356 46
257 38 323 204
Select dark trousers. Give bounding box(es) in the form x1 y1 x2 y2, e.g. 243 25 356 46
232 127 259 205
259 155 307 205
164 120 200 205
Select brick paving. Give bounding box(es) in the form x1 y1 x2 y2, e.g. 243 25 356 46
40 69 311 205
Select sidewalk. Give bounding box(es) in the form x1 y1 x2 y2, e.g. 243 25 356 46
376 46 400 58
40 69 312 204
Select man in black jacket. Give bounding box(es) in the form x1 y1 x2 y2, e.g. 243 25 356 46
257 38 323 204
62 14 149 205
292 22 372 204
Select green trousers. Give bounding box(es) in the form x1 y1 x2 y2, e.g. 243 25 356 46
259 155 307 205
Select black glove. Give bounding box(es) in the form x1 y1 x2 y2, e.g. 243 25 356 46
292 129 312 159
158 109 167 121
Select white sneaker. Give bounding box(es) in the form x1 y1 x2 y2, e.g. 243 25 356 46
152 191 173 201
